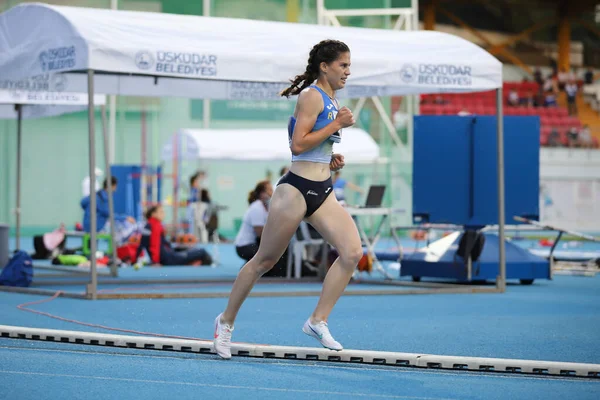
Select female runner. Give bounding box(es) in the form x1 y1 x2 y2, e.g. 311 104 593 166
214 39 362 359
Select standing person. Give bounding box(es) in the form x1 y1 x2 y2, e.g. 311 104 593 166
213 39 362 359
564 80 578 116
187 171 205 234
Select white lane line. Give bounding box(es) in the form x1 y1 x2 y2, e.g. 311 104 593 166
0 370 454 400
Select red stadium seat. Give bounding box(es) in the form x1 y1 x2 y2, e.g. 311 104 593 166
549 116 562 127
472 106 485 115
515 108 528 116
420 104 431 114
564 117 582 128
537 108 549 116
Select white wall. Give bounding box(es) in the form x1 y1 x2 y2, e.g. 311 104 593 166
539 148 600 232
540 148 600 180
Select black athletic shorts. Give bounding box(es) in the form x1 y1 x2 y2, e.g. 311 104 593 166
277 171 333 217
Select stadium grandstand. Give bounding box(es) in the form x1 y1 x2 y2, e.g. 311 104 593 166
392 0 600 149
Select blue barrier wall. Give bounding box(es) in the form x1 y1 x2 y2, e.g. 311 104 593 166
413 115 540 226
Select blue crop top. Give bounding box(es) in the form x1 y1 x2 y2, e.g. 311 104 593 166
287 85 341 164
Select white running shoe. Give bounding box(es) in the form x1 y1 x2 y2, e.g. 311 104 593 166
213 313 234 359
302 319 343 351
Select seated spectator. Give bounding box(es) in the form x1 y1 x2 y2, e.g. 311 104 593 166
548 128 562 147
567 127 579 148
234 180 287 277
32 223 67 260
80 176 137 244
542 75 558 94
144 204 212 266
565 80 578 115
544 91 557 107
433 95 447 105
579 125 593 148
507 89 520 106
520 90 535 107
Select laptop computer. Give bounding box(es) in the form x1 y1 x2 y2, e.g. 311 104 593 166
361 185 386 208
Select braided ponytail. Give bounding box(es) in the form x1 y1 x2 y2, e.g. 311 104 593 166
280 39 350 98
279 69 319 98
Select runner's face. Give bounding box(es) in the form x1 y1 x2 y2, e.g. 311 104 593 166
322 52 351 91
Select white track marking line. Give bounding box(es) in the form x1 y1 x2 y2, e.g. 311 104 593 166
0 370 453 400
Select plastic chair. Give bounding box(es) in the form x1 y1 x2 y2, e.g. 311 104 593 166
286 221 328 279
82 233 114 256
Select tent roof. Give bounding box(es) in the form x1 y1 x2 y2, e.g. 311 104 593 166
162 128 380 164
0 88 105 119
0 104 87 119
0 3 502 99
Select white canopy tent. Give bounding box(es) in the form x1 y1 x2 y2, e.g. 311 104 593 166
0 90 106 118
161 128 381 164
0 87 106 250
0 4 501 96
0 4 507 298
0 103 86 119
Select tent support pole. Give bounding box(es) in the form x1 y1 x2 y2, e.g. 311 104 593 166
203 0 211 129
87 69 98 300
317 0 325 25
496 88 506 293
108 96 116 163
101 104 118 278
353 97 367 119
15 104 22 250
203 101 210 129
108 3 118 163
370 96 410 160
